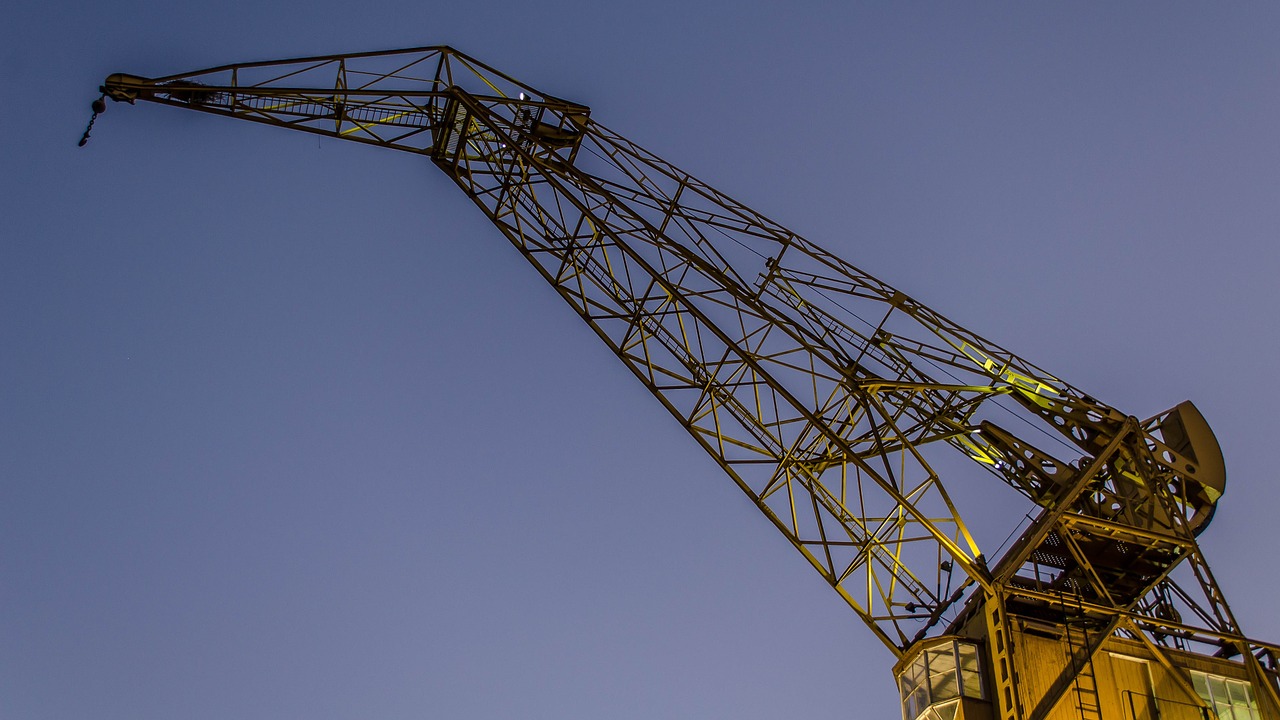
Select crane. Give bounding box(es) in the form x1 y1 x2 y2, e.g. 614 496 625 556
89 47 1278 720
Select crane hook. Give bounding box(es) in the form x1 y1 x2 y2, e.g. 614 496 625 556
78 95 107 147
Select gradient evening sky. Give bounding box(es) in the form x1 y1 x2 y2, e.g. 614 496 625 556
3 3 1279 720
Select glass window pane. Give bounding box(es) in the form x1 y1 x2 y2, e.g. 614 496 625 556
935 701 959 720
930 672 959 701
957 643 980 672
924 644 959 701
900 654 934 720
927 647 957 674
1230 680 1258 720
1228 681 1248 707
1209 677 1228 702
957 642 983 699
902 659 924 693
903 693 918 720
1192 671 1210 703
910 687 928 718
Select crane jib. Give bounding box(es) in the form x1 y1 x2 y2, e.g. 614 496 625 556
91 46 1280 720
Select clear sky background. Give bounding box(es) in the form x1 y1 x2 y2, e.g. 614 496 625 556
4 3 1279 720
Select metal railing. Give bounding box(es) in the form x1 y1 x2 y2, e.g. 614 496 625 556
1122 690 1213 720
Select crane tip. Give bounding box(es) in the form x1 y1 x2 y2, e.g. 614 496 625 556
101 73 154 104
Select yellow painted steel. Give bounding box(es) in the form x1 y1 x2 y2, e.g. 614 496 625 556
98 46 1279 720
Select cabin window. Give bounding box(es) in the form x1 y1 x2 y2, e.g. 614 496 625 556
957 642 983 700
1190 670 1260 720
899 640 985 720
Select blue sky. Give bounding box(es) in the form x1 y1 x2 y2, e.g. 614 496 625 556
4 3 1280 719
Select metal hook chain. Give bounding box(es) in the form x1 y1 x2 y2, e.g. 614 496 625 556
78 96 107 147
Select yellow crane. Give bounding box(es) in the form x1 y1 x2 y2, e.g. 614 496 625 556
89 47 1278 720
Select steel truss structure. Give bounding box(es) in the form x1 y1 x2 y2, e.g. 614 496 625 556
97 47 1278 720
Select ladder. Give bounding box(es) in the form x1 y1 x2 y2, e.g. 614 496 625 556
1062 593 1104 720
